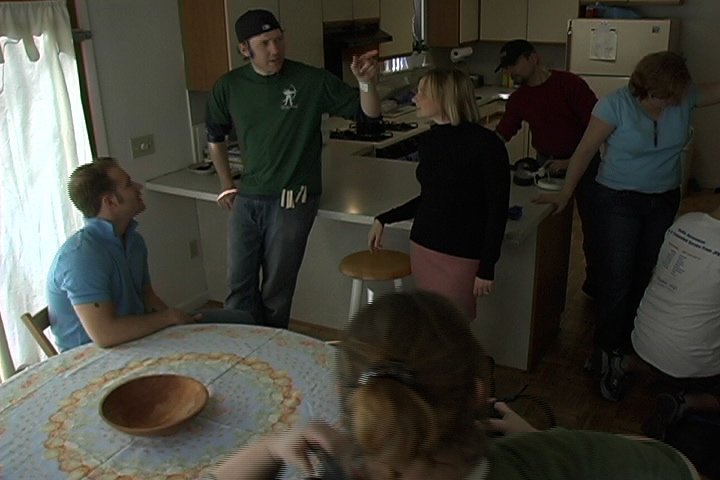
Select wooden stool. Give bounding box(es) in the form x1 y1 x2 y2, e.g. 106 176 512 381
339 249 411 321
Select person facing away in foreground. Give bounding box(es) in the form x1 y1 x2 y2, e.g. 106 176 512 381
47 158 250 352
368 69 510 321
535 51 720 402
206 292 700 480
494 39 600 299
205 9 381 330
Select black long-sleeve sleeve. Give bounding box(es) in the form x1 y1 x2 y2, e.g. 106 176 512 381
383 122 509 279
376 196 421 225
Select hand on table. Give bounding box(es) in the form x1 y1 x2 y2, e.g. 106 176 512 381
544 159 569 174
351 50 380 84
486 401 538 435
166 308 199 326
533 191 571 214
473 278 494 297
368 219 384 252
265 422 347 477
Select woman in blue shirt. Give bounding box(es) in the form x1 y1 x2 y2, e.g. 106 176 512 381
537 51 720 402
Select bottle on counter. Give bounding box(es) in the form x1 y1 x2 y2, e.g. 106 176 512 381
502 71 514 89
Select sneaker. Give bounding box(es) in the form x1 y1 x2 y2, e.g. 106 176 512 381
642 392 687 441
600 349 626 402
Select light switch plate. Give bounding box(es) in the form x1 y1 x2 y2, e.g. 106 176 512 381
131 134 155 158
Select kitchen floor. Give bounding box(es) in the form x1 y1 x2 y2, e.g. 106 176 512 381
209 189 720 435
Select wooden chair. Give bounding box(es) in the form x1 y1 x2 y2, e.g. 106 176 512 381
21 307 58 357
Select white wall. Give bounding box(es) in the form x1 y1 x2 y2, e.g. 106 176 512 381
84 0 208 308
635 1 720 189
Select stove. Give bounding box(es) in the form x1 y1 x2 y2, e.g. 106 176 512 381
329 121 418 142
329 130 394 142
382 120 419 132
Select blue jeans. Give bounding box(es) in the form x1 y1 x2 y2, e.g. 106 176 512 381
593 184 680 352
225 194 320 328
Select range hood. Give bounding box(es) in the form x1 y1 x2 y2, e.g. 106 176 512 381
323 21 393 49
323 21 393 80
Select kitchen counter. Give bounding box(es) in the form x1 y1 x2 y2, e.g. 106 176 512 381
145 148 553 245
324 85 513 152
145 84 570 370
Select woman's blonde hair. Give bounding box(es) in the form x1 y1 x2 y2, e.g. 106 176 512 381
421 69 480 125
629 51 691 101
337 292 488 475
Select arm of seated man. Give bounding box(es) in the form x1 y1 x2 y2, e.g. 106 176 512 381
73 300 195 348
143 284 169 313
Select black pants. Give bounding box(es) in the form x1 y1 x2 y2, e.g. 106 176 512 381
591 184 681 352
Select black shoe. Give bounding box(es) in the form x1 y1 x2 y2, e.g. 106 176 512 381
642 392 687 441
600 349 626 402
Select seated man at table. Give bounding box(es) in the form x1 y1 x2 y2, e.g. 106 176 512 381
47 157 250 352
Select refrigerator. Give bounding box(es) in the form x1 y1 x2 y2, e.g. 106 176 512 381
567 18 680 99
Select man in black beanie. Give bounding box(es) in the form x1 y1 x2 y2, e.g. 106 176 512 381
206 9 381 328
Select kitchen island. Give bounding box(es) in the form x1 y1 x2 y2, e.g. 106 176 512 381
146 88 571 370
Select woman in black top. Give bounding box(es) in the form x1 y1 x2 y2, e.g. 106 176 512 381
369 69 510 320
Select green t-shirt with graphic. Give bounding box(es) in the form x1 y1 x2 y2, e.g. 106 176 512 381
206 60 359 195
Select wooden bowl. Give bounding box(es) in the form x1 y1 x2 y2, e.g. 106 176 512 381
100 374 208 436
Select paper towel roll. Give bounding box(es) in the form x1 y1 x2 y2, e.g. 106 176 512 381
450 46 473 63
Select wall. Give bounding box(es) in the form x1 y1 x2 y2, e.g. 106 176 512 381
635 1 720 189
84 0 208 308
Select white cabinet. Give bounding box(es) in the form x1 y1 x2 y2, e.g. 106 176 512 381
527 0 578 43
280 0 324 68
427 0 480 47
353 0 380 20
322 0 379 22
379 0 414 58
480 0 579 43
479 0 526 42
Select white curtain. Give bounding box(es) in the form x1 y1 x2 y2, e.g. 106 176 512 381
0 0 91 377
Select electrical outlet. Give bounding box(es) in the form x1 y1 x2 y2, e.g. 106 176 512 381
189 239 200 259
131 134 155 159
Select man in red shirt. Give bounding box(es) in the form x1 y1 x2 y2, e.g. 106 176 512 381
495 39 600 298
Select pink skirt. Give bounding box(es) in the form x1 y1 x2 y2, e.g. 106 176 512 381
410 241 479 321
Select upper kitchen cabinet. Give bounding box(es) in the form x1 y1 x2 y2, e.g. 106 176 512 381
182 0 229 91
480 0 579 43
181 0 324 91
580 0 682 3
527 0 578 42
427 0 479 47
379 0 415 57
478 0 525 42
278 0 324 68
322 0 380 22
354 0 380 20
